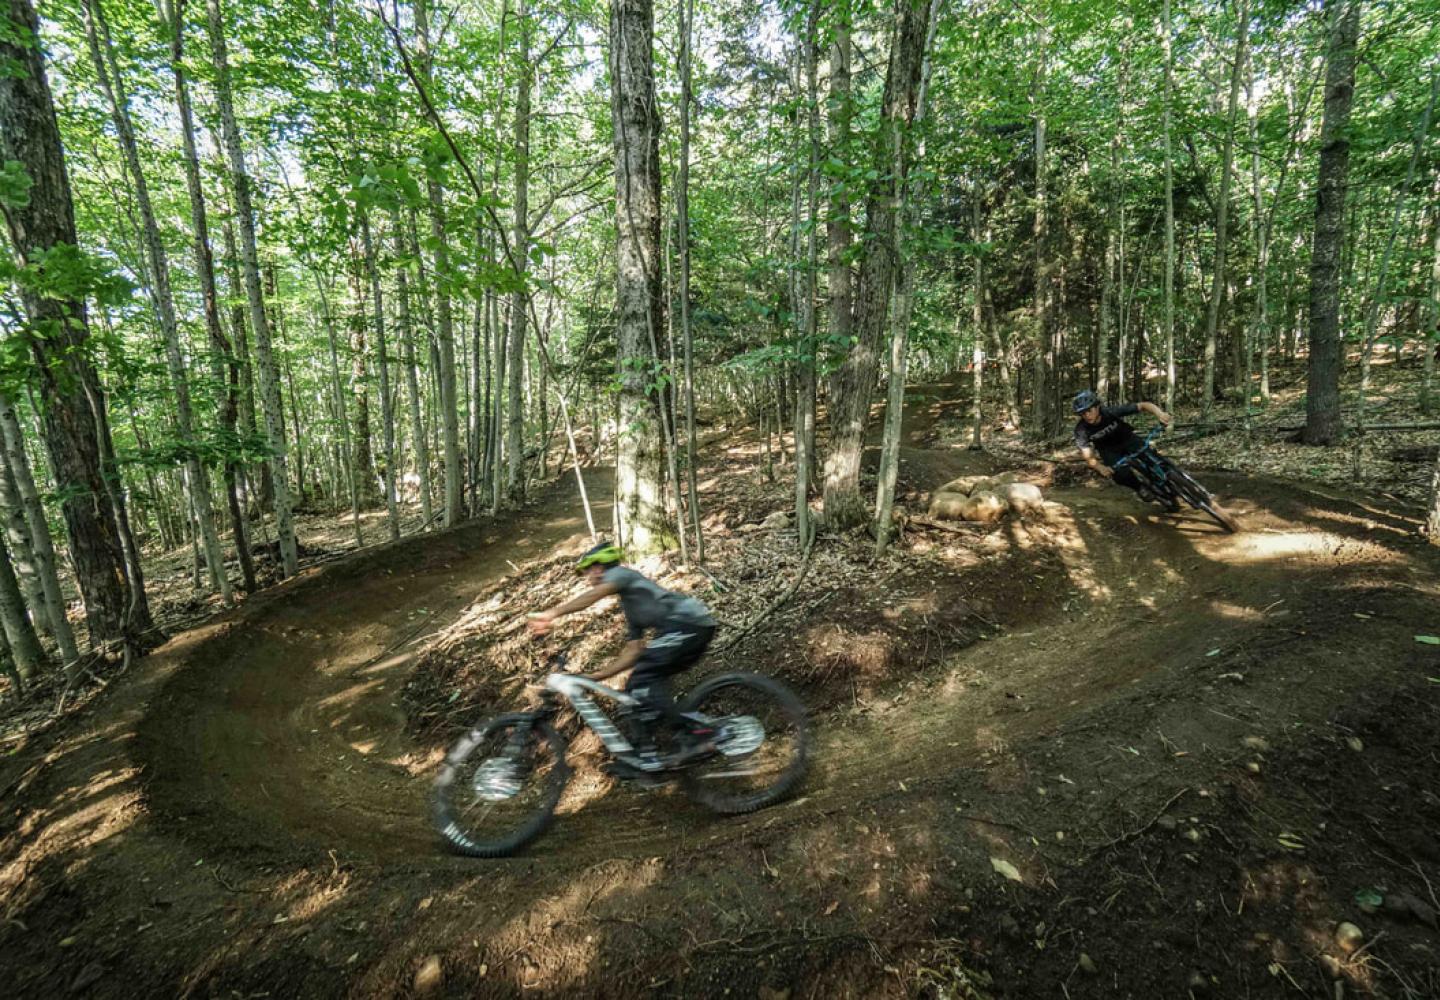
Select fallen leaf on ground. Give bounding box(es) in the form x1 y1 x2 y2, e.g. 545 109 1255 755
990 857 1024 882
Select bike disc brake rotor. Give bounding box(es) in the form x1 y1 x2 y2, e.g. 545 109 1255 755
715 716 765 757
472 756 524 801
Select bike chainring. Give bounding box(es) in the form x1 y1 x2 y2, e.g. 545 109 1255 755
716 716 766 757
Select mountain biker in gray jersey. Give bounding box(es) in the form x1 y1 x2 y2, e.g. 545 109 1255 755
527 542 718 765
1072 389 1179 511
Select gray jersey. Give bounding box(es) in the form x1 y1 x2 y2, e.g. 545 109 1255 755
601 565 716 640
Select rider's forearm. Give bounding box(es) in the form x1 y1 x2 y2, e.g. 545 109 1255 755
546 583 618 619
590 640 644 681
549 593 598 617
1138 401 1172 422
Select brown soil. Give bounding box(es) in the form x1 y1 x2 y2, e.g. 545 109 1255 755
3 403 1440 999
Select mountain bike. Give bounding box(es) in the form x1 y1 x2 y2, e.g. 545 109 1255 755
432 652 810 857
1112 426 1240 533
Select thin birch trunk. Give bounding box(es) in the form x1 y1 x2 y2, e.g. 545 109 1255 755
362 212 400 540
390 206 433 527
166 0 255 591
206 0 297 575
85 0 231 604
0 397 79 662
0 453 48 637
413 0 463 526
314 272 363 546
506 0 531 504
0 531 44 678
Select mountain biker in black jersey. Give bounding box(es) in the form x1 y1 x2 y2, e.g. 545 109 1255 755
1072 389 1180 511
527 542 718 766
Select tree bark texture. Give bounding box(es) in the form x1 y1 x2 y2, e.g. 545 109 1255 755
821 0 931 530
414 0 463 526
610 0 670 550
506 0 531 503
1202 0 1250 417
85 0 231 604
0 0 149 646
206 0 299 573
1163 0 1177 414
1303 0 1360 445
167 0 255 592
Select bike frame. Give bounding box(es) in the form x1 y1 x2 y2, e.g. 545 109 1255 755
1111 427 1173 489
544 673 643 757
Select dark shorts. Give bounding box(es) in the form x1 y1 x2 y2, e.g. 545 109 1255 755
624 624 716 728
627 624 716 688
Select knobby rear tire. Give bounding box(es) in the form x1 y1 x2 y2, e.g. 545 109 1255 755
678 672 809 815
432 713 570 858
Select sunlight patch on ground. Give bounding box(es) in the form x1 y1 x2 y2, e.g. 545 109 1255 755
279 871 352 923
1227 530 1401 565
487 858 666 991
358 651 418 677
0 770 145 902
317 678 384 711
1208 601 1266 622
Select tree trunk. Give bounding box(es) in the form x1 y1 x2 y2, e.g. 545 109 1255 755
346 246 378 504
970 195 987 449
506 0 532 504
873 0 940 554
1201 0 1250 418
167 0 255 592
361 212 400 540
413 0 463 526
0 450 48 638
1422 178 1440 414
85 0 232 604
1162 0 1177 414
206 0 298 574
0 531 45 679
391 207 433 527
680 0 706 557
1303 0 1361 445
1029 19 1054 439
827 0 854 443
1247 60 1268 413
314 273 363 547
1099 153 1116 399
0 0 150 648
610 0 670 551
821 0 932 530
1428 447 1440 545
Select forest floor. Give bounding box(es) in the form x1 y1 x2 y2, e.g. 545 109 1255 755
2 374 1439 999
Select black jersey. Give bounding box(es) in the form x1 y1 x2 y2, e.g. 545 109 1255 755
1074 402 1142 464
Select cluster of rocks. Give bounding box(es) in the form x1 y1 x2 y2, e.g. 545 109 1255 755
928 472 1045 524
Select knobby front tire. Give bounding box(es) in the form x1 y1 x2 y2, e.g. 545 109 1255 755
678 672 810 815
432 713 570 858
1166 468 1240 533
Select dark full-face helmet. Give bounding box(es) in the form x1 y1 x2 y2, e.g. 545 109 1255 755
1072 389 1102 414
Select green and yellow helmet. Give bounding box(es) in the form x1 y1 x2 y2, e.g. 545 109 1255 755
576 541 623 573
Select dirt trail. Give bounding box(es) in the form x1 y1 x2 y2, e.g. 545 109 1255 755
3 437 1438 998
